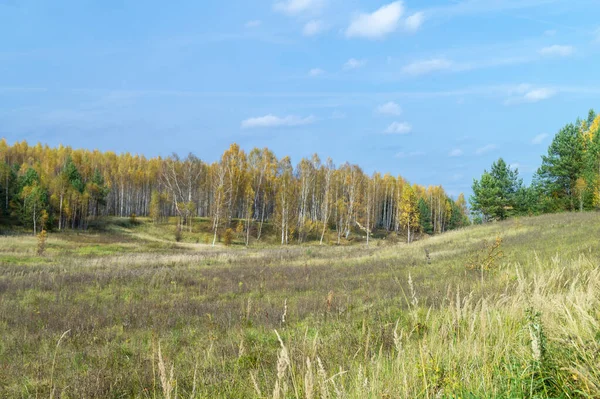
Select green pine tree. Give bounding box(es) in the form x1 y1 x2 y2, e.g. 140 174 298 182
417 198 433 234
536 124 585 211
63 156 85 193
470 158 522 221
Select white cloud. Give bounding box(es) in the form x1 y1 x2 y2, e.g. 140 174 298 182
346 1 404 39
303 20 326 36
524 88 556 102
505 85 556 104
449 149 463 157
343 58 367 70
309 68 325 77
404 12 424 32
395 150 425 159
531 133 549 144
245 20 262 28
274 0 324 15
475 144 497 155
402 58 453 75
539 45 574 57
241 114 316 129
376 101 402 116
544 29 556 36
384 121 412 134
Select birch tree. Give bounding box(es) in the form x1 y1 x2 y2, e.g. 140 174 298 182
319 158 334 245
400 184 419 244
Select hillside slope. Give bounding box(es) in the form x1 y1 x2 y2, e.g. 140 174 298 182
0 212 599 397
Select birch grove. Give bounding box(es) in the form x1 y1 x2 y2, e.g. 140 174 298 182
0 140 469 241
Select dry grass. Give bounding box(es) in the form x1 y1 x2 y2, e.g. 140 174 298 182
0 212 599 397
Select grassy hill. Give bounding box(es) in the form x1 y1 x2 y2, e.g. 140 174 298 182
1 213 599 397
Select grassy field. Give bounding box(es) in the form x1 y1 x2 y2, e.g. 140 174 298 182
1 213 599 398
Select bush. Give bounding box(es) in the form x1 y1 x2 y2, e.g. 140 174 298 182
236 221 244 236
37 229 47 256
465 235 503 283
223 228 234 246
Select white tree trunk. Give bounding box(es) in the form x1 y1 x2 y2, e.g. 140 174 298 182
59 193 63 231
33 202 37 235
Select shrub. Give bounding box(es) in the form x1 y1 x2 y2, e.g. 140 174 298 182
223 228 234 246
466 235 503 283
37 229 47 256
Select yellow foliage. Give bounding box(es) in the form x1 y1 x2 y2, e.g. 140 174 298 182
465 236 503 272
223 228 234 246
37 229 48 256
590 114 600 138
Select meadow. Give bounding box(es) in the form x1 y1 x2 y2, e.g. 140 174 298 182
0 213 599 398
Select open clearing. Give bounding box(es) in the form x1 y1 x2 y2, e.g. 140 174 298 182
1 213 600 398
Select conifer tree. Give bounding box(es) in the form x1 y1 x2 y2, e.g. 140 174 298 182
417 198 433 234
471 158 522 221
537 124 585 211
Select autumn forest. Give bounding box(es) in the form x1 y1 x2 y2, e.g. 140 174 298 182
0 140 469 245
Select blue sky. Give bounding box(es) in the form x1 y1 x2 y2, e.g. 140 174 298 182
2 0 600 197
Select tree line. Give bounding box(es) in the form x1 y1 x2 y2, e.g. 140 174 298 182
471 109 600 221
0 140 469 244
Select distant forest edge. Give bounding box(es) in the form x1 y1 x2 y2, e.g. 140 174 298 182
0 140 469 245
470 109 600 222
